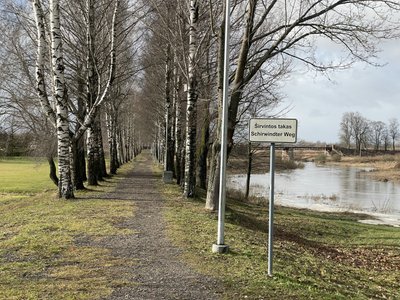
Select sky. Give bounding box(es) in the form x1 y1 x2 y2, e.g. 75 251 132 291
280 39 400 144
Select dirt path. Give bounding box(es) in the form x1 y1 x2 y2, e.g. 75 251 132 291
100 151 221 300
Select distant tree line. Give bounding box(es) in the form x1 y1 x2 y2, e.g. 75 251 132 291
0 126 32 157
339 112 399 154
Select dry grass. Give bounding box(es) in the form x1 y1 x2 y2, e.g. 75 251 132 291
227 149 304 175
331 155 400 182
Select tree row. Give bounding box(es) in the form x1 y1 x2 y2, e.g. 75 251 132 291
340 112 400 154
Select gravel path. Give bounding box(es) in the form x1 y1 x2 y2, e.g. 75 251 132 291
101 152 221 300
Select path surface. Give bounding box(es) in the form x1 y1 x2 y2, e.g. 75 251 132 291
100 152 221 300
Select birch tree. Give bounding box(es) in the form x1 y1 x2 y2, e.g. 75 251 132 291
0 0 143 194
164 44 174 173
32 0 122 195
36 0 74 198
0 2 60 185
173 59 184 185
183 0 200 197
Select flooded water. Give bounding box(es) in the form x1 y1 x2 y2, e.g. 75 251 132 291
227 162 400 225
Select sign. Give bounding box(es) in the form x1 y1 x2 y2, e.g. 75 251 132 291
249 118 298 143
248 117 298 276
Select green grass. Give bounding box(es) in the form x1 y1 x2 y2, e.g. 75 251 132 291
0 158 56 193
161 183 400 300
0 158 137 300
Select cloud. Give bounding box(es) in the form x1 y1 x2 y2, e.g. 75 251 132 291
281 39 400 143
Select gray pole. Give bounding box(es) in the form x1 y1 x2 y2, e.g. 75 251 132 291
212 0 230 254
268 143 275 276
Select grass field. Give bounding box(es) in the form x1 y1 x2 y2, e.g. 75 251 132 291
0 158 136 300
0 158 56 193
161 183 400 299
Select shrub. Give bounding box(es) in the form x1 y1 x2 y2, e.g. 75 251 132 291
278 159 305 170
314 154 327 164
331 153 342 162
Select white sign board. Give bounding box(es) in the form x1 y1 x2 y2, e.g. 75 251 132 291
249 118 298 143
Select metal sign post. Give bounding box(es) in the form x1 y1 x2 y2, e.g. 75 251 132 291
212 0 230 254
268 142 275 276
248 118 298 276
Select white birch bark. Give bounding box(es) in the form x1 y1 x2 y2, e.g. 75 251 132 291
32 0 56 126
164 45 173 172
50 0 74 198
174 69 183 185
106 103 119 174
183 0 199 197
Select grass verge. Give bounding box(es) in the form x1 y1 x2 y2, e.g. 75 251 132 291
0 159 136 300
161 182 400 299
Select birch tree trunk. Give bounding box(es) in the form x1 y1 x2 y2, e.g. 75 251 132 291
85 0 100 185
97 119 108 178
73 64 87 190
33 0 59 189
164 45 174 172
50 0 74 198
86 124 99 185
33 0 57 127
174 71 183 185
106 103 119 174
183 0 199 198
47 156 59 186
117 127 124 165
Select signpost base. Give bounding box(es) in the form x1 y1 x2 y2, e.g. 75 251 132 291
212 244 229 254
163 171 173 183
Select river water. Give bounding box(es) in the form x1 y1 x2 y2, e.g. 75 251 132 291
227 162 400 226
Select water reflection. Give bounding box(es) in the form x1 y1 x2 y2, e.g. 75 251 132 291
227 162 400 215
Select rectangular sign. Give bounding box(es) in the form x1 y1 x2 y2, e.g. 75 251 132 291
249 118 298 143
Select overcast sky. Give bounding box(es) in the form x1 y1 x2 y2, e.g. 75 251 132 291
280 39 400 144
